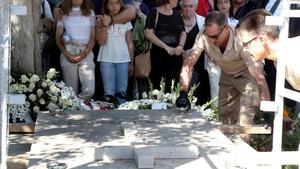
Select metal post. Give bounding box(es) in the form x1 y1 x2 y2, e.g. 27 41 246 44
0 0 11 168
272 0 290 153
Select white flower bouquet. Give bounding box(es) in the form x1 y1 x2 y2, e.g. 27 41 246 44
118 78 218 121
118 79 199 110
9 68 81 123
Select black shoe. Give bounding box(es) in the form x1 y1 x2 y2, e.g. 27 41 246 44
175 91 191 111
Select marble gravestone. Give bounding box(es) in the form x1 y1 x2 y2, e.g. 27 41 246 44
28 110 256 169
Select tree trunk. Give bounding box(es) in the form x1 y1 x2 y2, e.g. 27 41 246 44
11 0 41 74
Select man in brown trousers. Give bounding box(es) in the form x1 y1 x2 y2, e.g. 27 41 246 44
176 11 270 134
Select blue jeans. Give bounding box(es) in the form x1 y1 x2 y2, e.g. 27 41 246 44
100 62 129 103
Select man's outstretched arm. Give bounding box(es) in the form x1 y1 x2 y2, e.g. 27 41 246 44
179 33 204 91
241 50 270 100
179 49 200 91
176 48 202 111
105 4 136 24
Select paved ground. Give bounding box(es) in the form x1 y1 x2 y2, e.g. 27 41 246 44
8 134 33 169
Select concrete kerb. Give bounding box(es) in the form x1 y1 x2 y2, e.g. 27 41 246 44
82 144 199 168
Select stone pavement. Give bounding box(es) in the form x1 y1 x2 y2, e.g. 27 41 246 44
28 110 256 169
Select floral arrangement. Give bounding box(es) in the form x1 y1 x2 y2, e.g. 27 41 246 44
118 79 218 120
118 79 195 110
9 68 81 123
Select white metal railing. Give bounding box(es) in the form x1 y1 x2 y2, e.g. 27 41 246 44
259 0 300 168
0 2 27 169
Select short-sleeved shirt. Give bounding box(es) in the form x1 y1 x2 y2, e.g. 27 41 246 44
193 27 248 76
58 7 95 44
97 22 133 63
145 8 185 47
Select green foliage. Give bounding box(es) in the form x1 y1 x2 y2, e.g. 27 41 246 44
282 118 300 151
201 97 218 121
250 108 300 155
138 104 152 110
160 77 166 96
188 83 199 101
119 78 219 111
282 165 299 169
250 134 272 152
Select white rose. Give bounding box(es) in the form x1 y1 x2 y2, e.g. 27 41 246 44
29 94 36 101
37 89 43 97
10 84 19 93
46 79 51 83
21 75 29 83
46 68 56 79
41 81 48 88
165 93 173 101
51 96 58 102
152 89 160 96
27 87 33 92
39 98 46 105
49 85 60 94
142 92 148 99
46 73 52 79
33 106 40 113
30 74 40 82
49 68 56 74
20 84 27 93
47 102 57 111
29 82 35 89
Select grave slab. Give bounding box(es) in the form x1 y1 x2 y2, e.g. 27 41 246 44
28 110 255 169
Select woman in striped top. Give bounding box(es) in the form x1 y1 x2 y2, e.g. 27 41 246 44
55 0 96 99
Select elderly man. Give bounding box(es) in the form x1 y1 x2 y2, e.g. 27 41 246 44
237 9 300 91
176 11 270 128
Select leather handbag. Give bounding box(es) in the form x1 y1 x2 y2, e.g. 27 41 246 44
134 49 151 78
134 9 159 78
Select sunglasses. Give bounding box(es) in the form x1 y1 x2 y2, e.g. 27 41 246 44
204 26 225 39
242 37 257 47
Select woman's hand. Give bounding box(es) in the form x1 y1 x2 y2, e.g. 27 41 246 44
103 14 111 26
164 45 175 55
64 51 77 63
73 52 86 63
54 8 64 21
128 62 134 76
173 45 184 56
